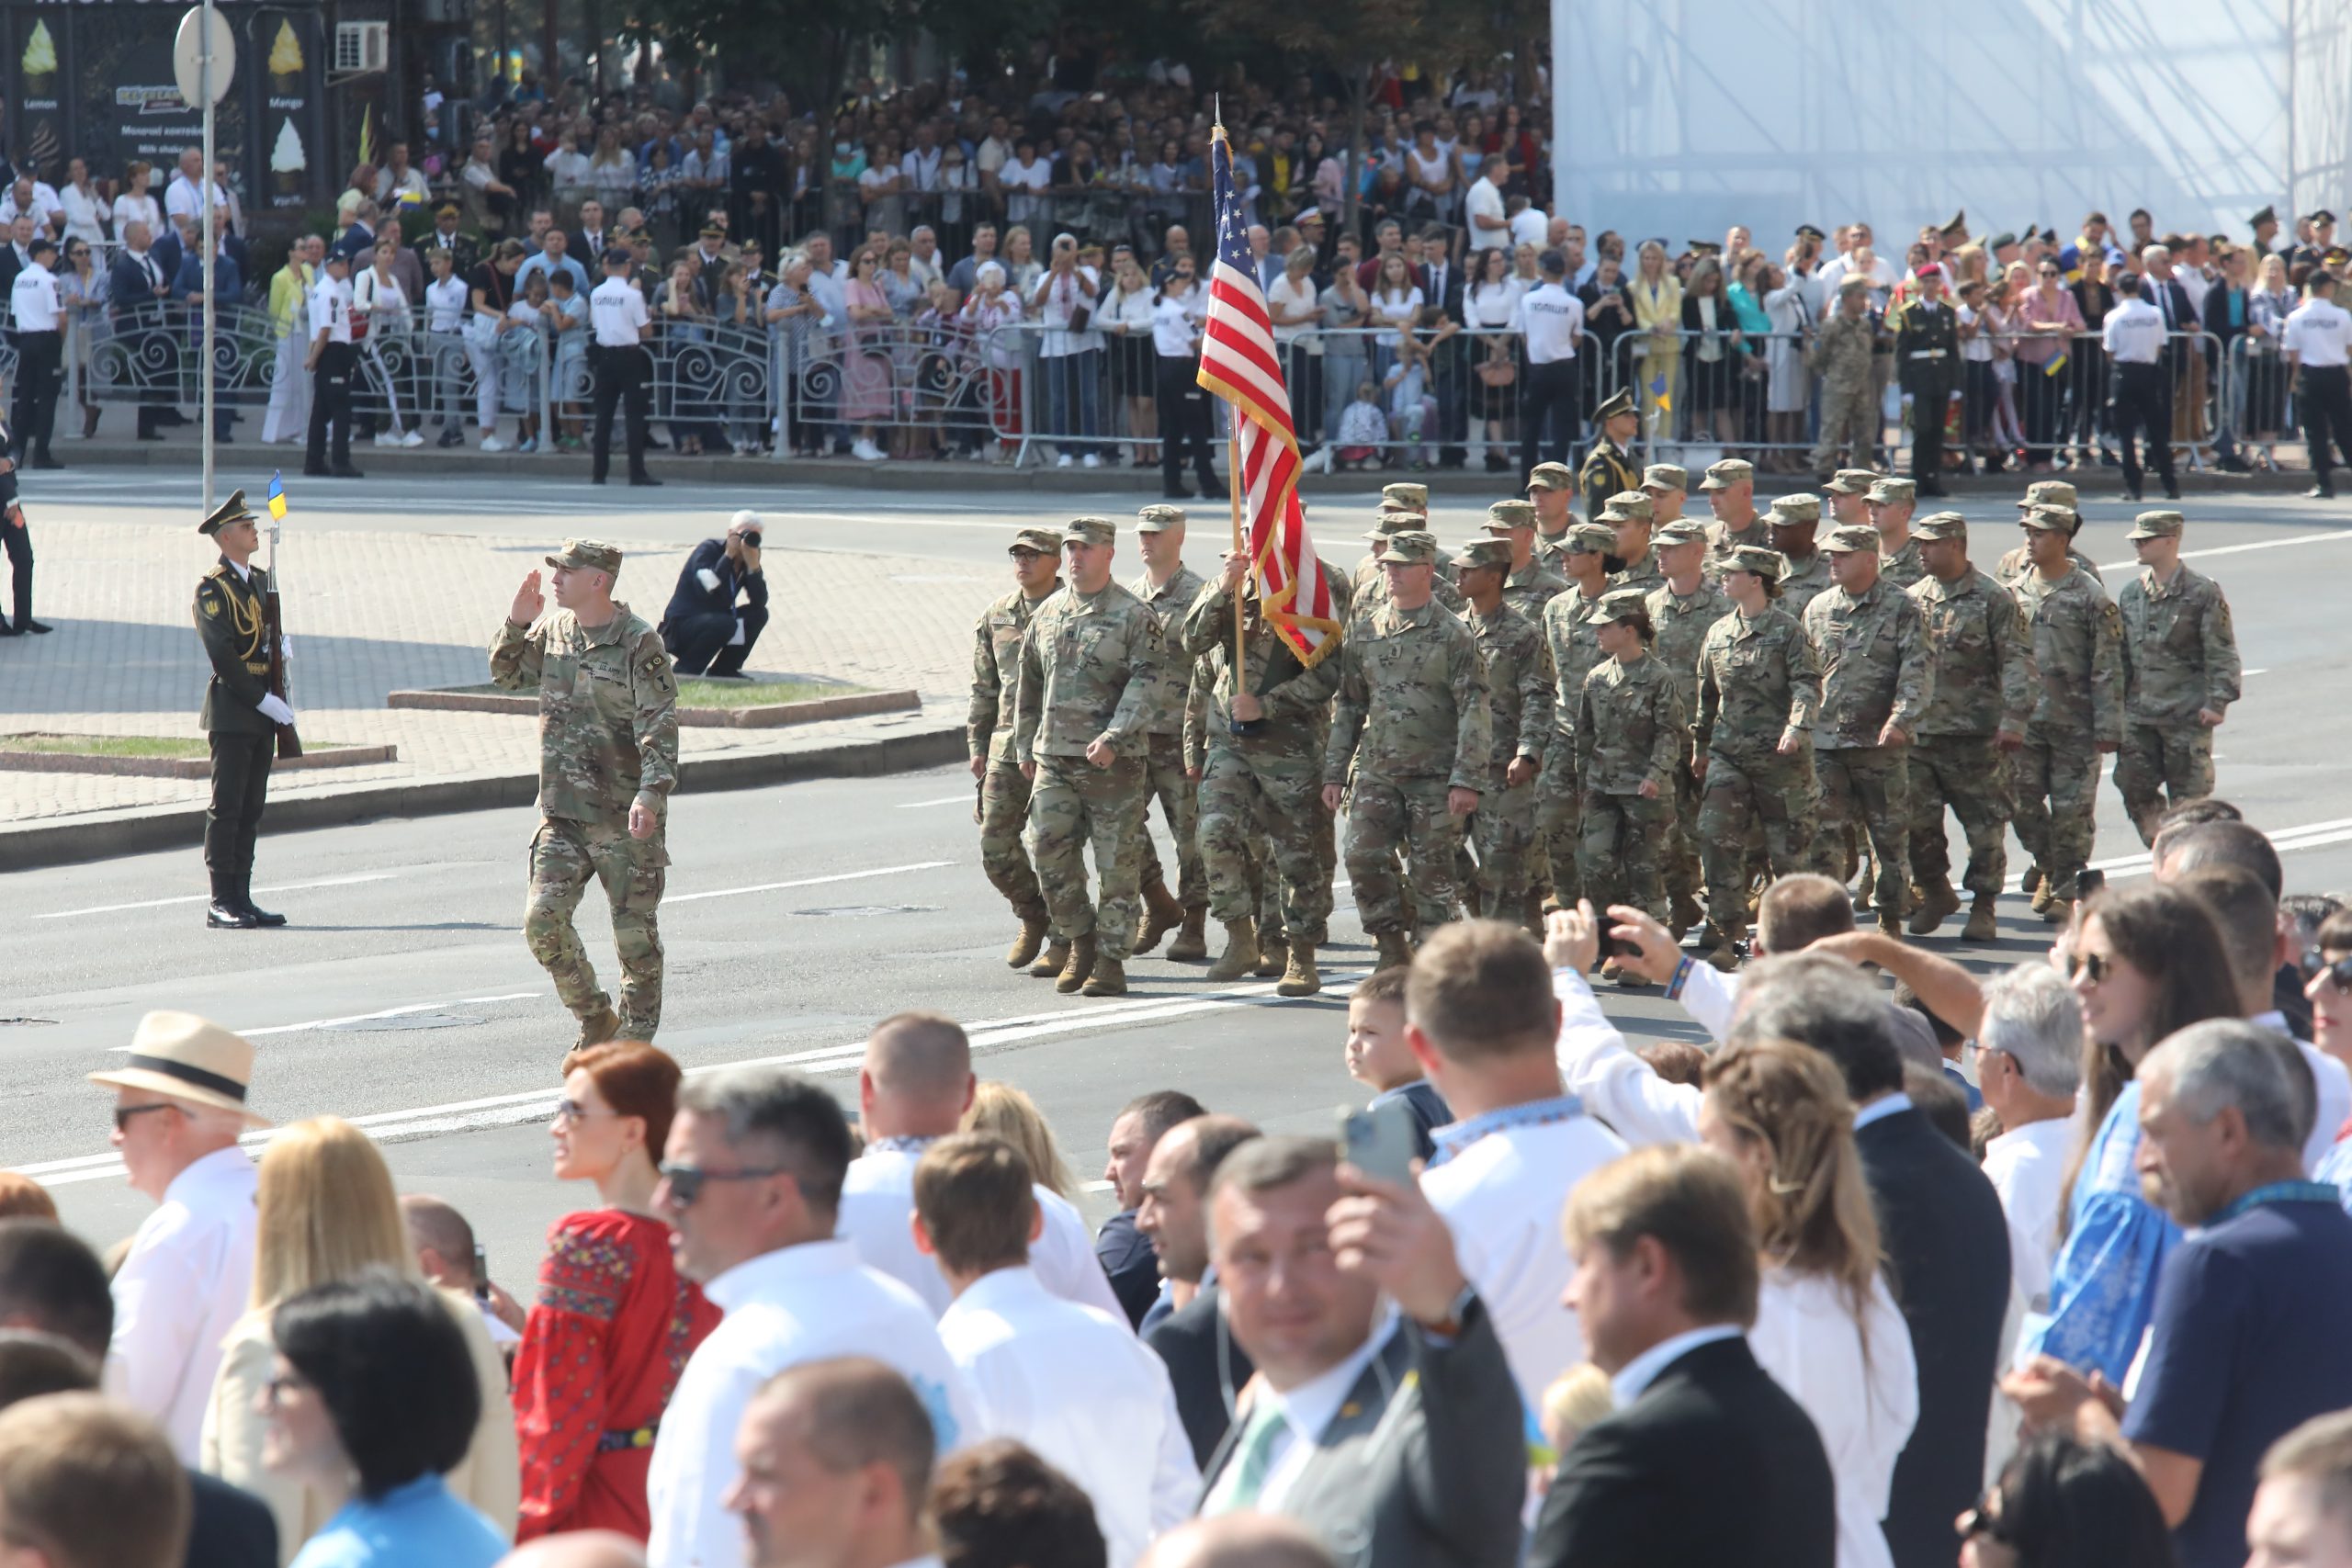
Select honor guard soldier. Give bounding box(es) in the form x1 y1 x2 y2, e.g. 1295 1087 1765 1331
0 412 46 636
1579 388 1642 520
1481 499 1569 619
589 245 660 487
491 540 681 1052
193 491 294 929
969 527 1065 968
1528 461 1578 572
2113 510 2241 844
1891 264 1960 496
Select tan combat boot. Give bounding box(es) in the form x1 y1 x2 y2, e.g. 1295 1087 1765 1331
1006 916 1049 969
1373 930 1413 971
1167 908 1209 962
1028 938 1072 978
574 1004 621 1055
1082 956 1128 997
1254 937 1288 979
1134 874 1185 955
1962 897 1999 942
2021 864 2044 897
1876 908 1905 939
1908 880 1961 936
1276 943 1320 997
1669 889 1704 942
2030 877 2058 916
1204 919 1261 982
2041 897 2075 927
1055 934 1098 993
1705 927 1746 973
1521 891 1546 938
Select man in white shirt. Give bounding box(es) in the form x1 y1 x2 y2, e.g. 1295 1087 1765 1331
649 1067 977 1568
1030 232 1107 467
907 226 944 292
1973 966 2083 1311
164 147 222 230
727 1357 948 1568
1513 247 1584 479
1409 920 1626 1411
915 1134 1196 1568
1508 197 1548 252
0 176 62 239
2102 270 2177 502
2284 269 2352 498
1463 155 1509 254
837 1011 1123 1319
8 236 63 467
89 1010 267 1462
302 249 361 477
588 245 656 486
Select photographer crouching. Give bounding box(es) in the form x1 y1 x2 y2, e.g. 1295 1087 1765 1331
660 508 769 678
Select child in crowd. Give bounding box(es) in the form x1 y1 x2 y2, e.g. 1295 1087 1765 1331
1333 379 1389 469
1343 968 1453 1161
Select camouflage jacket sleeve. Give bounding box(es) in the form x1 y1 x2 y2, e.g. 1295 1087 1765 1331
1693 631 1723 752
1447 624 1494 791
1785 620 1822 735
1889 592 1934 734
2202 584 2244 714
1101 607 1165 749
1647 676 1686 784
1991 585 2037 735
967 609 1001 761
489 616 544 692
1324 640 1369 785
1182 653 1213 773
1012 620 1046 764
1517 631 1556 761
627 626 683 807
1575 677 1598 778
1182 578 1236 658
2091 596 2126 743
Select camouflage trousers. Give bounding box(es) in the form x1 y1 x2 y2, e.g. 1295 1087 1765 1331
1811 379 1879 473
1135 733 1208 908
1536 737 1584 908
1027 753 1149 959
2011 728 2101 899
1467 765 1542 913
2114 722 2215 846
1345 774 1469 935
1813 746 1911 915
1580 788 1674 922
525 814 666 1039
1666 738 1703 910
1697 748 1818 936
977 760 1046 922
1907 733 2012 898
1198 747 1333 945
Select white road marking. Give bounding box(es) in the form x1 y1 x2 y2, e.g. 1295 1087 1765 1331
895 795 976 808
228 991 545 1042
2244 668 2269 676
2003 816 2352 891
37 873 399 920
2098 527 2352 573
668 861 955 904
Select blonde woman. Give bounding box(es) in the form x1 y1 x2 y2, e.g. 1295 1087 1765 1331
1630 239 1682 441
960 1080 1078 1200
1699 1041 1917 1568
200 1118 519 1565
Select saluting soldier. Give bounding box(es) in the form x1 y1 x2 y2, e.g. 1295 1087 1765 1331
1891 263 1961 496
1528 461 1578 572
1453 535 1555 931
1645 519 1732 939
1699 457 1766 572
1127 504 1210 960
490 539 680 1051
1866 476 1927 589
1481 499 1570 619
1579 387 1643 519
1323 530 1492 971
2113 510 2241 845
192 490 294 930
967 526 1064 969
2009 506 2126 924
1577 586 1687 979
1536 521 1619 911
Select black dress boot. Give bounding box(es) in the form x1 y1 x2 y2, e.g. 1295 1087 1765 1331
239 872 287 927
207 874 258 929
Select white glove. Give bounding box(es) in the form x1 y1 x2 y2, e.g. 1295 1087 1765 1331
256 694 295 727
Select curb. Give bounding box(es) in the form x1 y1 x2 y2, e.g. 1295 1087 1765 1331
0 742 398 780
0 724 966 874
386 687 922 729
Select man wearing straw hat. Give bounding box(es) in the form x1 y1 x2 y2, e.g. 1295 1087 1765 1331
91 1010 269 1462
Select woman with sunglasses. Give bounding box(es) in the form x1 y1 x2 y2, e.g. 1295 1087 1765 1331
2306 908 2352 1209
57 233 107 438
512 1042 719 1544
2011 261 2085 471
1958 1428 2177 1568
2035 886 2240 1386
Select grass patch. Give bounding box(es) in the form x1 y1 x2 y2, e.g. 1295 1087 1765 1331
445 678 869 708
3 734 356 757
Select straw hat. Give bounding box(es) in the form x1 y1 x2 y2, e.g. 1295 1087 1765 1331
89 1010 271 1126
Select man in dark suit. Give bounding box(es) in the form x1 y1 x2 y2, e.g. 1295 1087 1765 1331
1099 1089 1207 1328
1143 1115 1263 1463
1530 1143 1835 1568
660 511 769 677
1416 222 1470 467
108 220 175 438
1192 1136 1523 1568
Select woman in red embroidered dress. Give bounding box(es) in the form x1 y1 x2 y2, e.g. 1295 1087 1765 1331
511 1042 721 1541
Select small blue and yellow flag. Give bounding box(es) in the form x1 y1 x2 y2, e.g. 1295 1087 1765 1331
266 470 287 520
1649 371 1672 416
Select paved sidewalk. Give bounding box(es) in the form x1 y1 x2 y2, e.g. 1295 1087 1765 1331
0 513 997 824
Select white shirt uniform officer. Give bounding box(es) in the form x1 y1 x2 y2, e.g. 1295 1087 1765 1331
7 247 63 465
2099 276 2177 499
588 252 658 485
1515 254 1588 476
2286 276 2352 495
304 256 361 476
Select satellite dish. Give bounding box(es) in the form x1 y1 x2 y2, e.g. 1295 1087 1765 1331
173 6 237 109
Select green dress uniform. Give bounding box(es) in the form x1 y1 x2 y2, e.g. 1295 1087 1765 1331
968 556 1063 943
489 540 681 1044
192 492 288 928
1578 438 1641 525
1891 294 1962 489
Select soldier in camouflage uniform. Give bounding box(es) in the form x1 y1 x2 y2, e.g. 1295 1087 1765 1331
1808 276 1882 478
1528 461 1578 573
1699 458 1768 576
1012 516 1167 998
490 539 681 1051
1183 552 1342 995
1483 499 1571 619
1823 469 1878 529
1603 489 1664 594
1453 536 1555 931
1580 387 1643 521
1693 544 1822 968
1126 504 1210 960
2008 507 2126 923
1804 524 1933 932
967 526 1064 968
1324 530 1492 970
1767 498 1836 619
1645 518 1733 936
1996 483 2105 589
1537 521 1619 912
1353 507 1463 615
2113 510 2242 844
1579 586 1687 979
1866 476 1926 589
1905 513 2034 940
1640 463 1690 523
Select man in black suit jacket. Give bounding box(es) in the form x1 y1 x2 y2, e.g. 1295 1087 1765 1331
1530 1144 1836 1568
1146 1280 1253 1467
107 220 179 437
1099 1089 1206 1329
1416 223 1471 466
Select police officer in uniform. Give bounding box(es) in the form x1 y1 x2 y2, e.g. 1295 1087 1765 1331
7 236 62 468
192 490 295 929
0 413 45 637
302 250 361 478
1579 387 1642 520
2101 272 2179 502
589 244 660 487
2284 268 2352 498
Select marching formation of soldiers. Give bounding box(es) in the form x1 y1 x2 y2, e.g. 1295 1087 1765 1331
961 432 2243 991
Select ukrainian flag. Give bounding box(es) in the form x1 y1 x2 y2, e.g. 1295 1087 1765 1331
266 470 287 520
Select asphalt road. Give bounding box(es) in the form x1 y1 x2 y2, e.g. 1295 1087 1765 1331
13 475 2352 1292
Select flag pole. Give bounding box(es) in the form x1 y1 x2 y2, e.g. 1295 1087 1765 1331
1212 109 1247 717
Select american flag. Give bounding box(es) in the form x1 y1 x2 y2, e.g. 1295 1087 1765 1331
1195 126 1340 669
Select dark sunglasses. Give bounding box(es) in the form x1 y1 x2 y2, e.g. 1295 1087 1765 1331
2307 951 2352 990
659 1160 788 1207
2065 949 2116 985
113 1102 181 1133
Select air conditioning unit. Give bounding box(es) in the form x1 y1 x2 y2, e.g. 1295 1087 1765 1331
333 21 389 74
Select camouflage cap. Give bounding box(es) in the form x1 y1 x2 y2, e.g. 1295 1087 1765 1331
1526 462 1575 494
2018 479 2078 510
1824 468 1882 496
1766 494 1822 525
1911 512 1969 541
1363 509 1425 542
1485 499 1537 531
1822 524 1882 555
1865 476 1917 505
1698 458 1753 491
1008 526 1064 555
1566 522 1619 555
1724 544 1787 581
1454 536 1514 570
1381 482 1430 511
546 538 623 573
2127 509 2186 540
1838 274 1871 295
1640 463 1690 492
1381 529 1441 564
1600 491 1656 525
1063 515 1117 546
1655 519 1709 547
1135 504 1186 533
1598 586 1652 621
2020 504 2075 533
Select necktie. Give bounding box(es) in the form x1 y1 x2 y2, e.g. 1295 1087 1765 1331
1211 1404 1286 1515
